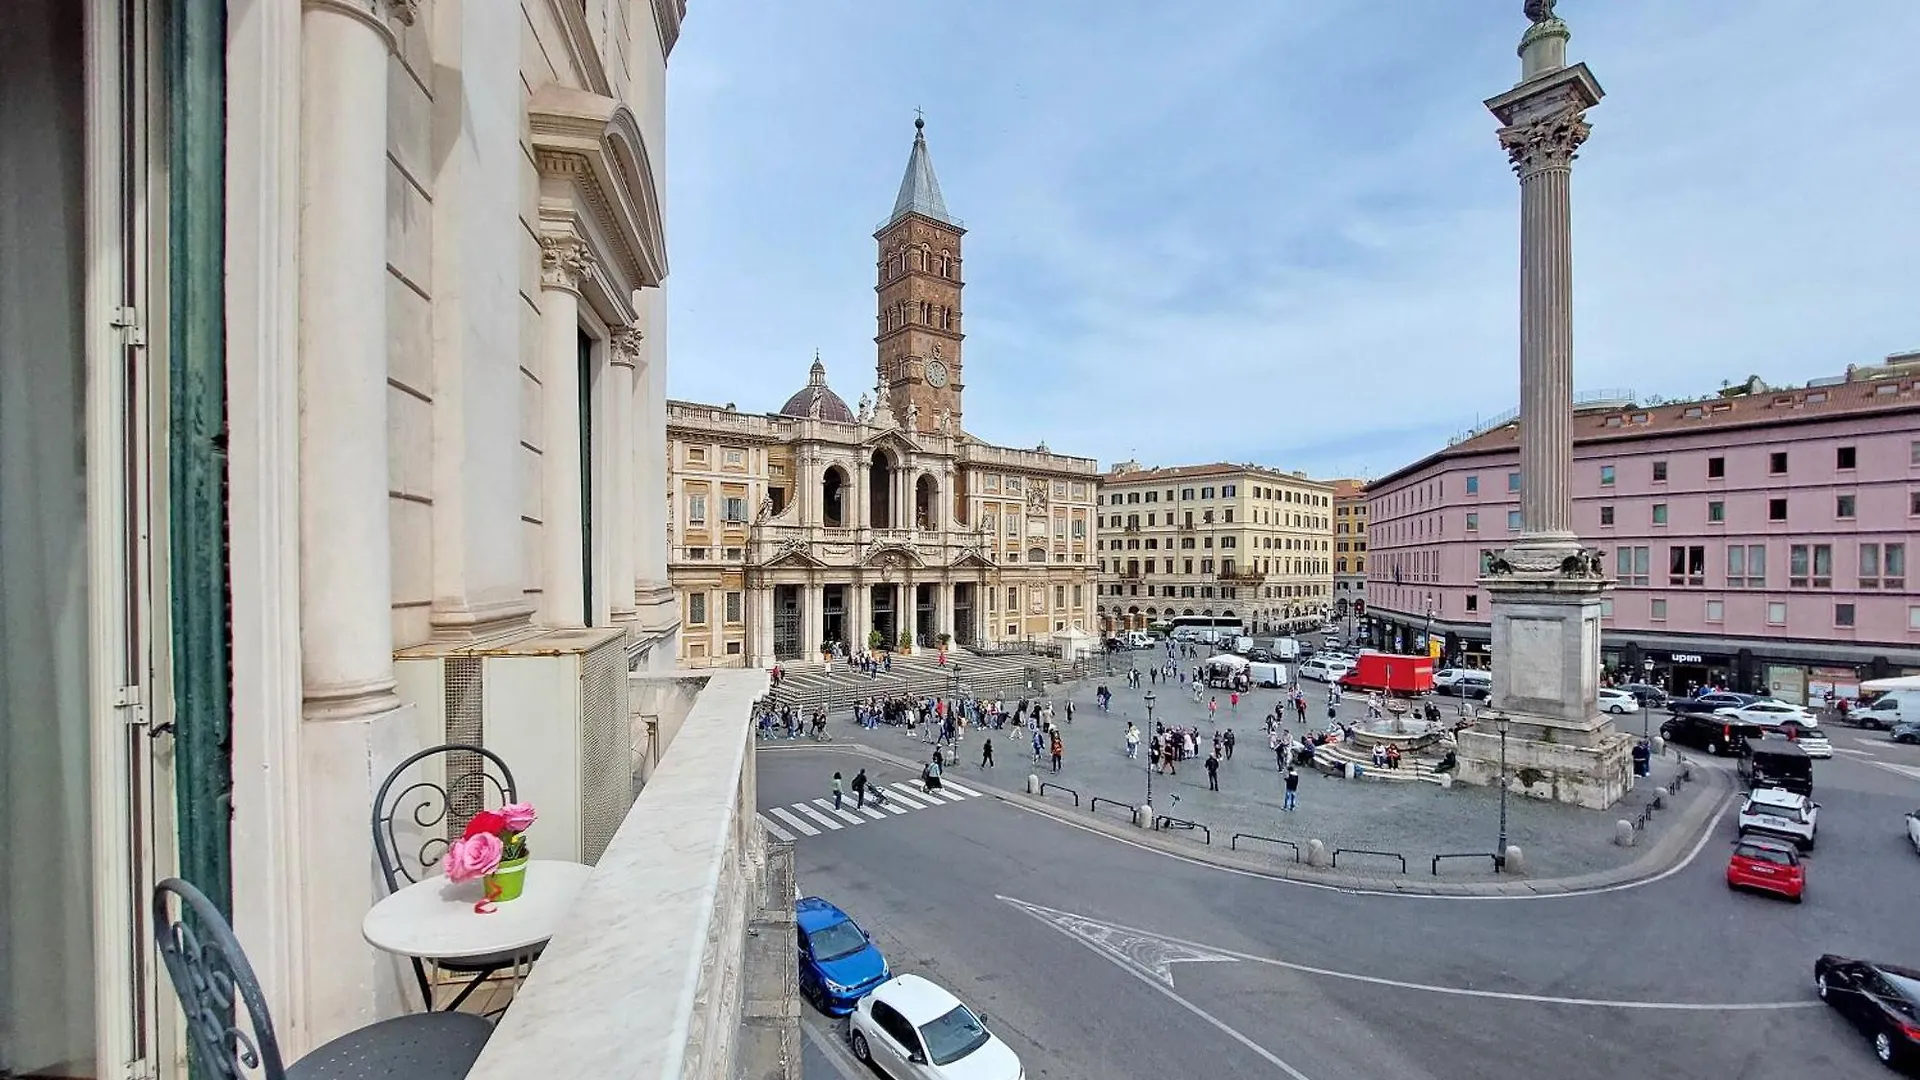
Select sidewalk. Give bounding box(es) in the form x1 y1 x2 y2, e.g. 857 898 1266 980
826 671 1721 882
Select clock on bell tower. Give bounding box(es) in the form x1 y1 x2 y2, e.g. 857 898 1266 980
874 115 965 434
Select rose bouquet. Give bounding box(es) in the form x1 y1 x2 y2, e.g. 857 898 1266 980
443 802 537 908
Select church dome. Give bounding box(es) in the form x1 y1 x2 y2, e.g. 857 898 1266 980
778 354 856 423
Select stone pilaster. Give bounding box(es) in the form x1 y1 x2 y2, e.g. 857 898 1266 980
535 231 595 628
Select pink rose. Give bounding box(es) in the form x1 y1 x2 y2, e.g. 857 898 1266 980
499 802 538 833
443 832 503 882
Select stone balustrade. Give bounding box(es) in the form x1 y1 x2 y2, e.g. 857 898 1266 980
463 668 787 1080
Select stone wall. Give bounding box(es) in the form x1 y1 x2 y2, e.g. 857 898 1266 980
1454 727 1635 809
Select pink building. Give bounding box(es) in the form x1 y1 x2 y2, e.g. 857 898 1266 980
1363 364 1920 703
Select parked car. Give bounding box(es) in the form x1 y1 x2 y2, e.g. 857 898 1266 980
1434 669 1493 701
1726 837 1804 902
1713 700 1815 727
1661 713 1766 756
795 896 890 1016
849 973 1023 1080
1737 786 1819 850
1815 955 1920 1069
1892 721 1920 745
1669 690 1760 715
1906 808 1920 855
1298 656 1353 683
1597 687 1641 714
1620 683 1670 710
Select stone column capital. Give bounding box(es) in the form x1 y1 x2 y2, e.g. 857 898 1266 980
609 324 645 369
1497 109 1591 177
539 232 597 294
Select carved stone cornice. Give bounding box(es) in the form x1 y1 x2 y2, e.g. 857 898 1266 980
539 233 596 293
651 0 687 57
528 84 669 290
610 325 645 369
1497 108 1591 177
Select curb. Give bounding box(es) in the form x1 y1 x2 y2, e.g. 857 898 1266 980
756 741 1735 898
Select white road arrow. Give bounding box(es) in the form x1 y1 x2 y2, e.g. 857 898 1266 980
999 895 1238 987
1872 761 1920 783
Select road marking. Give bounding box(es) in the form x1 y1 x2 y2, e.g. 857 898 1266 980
1002 896 1312 1079
853 805 888 820
1872 761 1920 783
768 806 820 837
799 1014 867 1080
886 782 937 807
794 804 843 830
930 787 970 803
1000 895 1816 1011
1830 747 1875 757
871 797 910 815
941 779 987 798
814 798 867 824
756 814 796 843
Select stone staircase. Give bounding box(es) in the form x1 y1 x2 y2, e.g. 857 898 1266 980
1307 738 1453 785
766 650 1088 713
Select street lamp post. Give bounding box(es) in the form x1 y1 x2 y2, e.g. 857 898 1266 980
1496 714 1511 870
1143 690 1157 810
1642 658 1655 742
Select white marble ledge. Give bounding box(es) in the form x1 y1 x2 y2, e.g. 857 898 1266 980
466 668 770 1080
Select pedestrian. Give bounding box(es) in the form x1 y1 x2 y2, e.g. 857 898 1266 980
851 768 869 808
1032 727 1045 764
922 753 944 794
1224 729 1236 761
1050 731 1065 773
832 771 844 811
1230 690 1240 711
980 736 995 768
1205 752 1220 791
1284 767 1299 811
1270 729 1285 771
1125 723 1140 759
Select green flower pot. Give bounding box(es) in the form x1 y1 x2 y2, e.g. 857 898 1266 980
485 856 529 902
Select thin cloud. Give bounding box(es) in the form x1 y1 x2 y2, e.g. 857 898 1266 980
665 1 1918 478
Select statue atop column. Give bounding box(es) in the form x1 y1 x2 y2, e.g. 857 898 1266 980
1523 0 1555 21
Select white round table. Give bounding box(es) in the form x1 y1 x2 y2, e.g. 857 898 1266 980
363 859 593 960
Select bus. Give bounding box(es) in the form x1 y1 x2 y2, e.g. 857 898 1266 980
1168 615 1244 640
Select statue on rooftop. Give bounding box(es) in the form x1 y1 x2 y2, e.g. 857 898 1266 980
1524 0 1556 22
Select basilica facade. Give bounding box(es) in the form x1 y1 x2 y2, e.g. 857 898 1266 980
669 120 1100 666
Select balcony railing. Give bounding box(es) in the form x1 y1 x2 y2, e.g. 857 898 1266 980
465 668 789 1080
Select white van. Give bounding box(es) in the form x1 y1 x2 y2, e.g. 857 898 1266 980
1858 690 1917 730
1248 661 1288 688
1122 630 1154 650
1232 636 1256 655
1267 638 1301 661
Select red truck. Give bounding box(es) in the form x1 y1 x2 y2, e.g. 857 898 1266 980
1339 652 1434 694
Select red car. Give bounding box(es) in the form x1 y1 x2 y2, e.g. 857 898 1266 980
1727 837 1804 902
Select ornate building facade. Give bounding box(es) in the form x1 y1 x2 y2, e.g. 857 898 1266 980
1096 462 1335 635
669 120 1100 666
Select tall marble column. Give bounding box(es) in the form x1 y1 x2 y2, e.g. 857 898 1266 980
803 582 825 660
1486 6 1600 563
852 459 871 532
606 325 643 628
535 232 593 628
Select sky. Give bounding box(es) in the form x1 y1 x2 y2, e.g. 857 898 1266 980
661 1 1918 481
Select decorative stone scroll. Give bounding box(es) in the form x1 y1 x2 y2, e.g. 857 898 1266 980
1497 109 1591 177
610 324 645 368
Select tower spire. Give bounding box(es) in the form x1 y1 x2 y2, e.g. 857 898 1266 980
888 114 954 226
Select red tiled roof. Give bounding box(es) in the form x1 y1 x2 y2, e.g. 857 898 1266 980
1103 461 1332 487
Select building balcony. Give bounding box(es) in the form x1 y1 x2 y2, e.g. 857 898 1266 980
459 668 795 1080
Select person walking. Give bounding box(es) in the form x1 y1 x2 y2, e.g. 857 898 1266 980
1224 728 1236 761
1125 723 1140 759
1205 752 1220 791
980 736 995 768
851 768 869 809
1283 767 1299 811
1050 731 1065 773
1270 729 1285 771
1032 726 1045 765
832 771 845 811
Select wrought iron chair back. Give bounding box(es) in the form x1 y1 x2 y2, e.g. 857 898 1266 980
152 877 289 1080
371 741 519 893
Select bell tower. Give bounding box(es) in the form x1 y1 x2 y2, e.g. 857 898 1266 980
874 115 965 434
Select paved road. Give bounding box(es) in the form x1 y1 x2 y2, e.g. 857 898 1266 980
768 726 1920 1080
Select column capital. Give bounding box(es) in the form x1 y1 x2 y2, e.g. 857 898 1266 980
609 324 645 369
539 232 597 294
1497 109 1590 177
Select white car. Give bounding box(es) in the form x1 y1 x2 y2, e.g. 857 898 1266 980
1737 787 1819 850
1712 700 1814 727
1781 723 1833 758
1597 687 1641 714
849 974 1023 1080
1907 808 1920 855
1298 657 1353 682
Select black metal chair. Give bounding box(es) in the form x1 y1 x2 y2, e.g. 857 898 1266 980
152 877 491 1080
372 742 540 1012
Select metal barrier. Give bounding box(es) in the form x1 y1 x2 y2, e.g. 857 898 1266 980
1038 782 1079 807
1089 796 1137 818
1153 816 1210 844
1332 848 1406 873
1632 804 1655 831
1230 834 1300 861
1430 852 1501 875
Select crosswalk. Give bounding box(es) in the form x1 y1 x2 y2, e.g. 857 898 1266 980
757 779 988 842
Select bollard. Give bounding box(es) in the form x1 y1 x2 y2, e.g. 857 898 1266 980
1504 845 1524 873
1306 838 1330 868
1434 772 1454 789
1614 820 1635 847
1136 802 1153 829
1652 736 1665 755
1026 773 1039 795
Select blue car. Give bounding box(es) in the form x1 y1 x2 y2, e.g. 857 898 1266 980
796 896 889 1015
